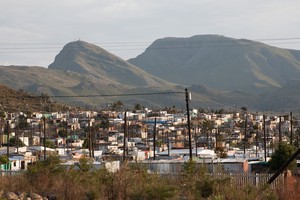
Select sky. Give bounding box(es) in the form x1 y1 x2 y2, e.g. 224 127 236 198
1 0 300 67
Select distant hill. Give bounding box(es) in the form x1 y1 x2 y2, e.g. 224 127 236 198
1 37 300 111
0 84 70 113
128 35 300 93
0 41 186 109
49 41 174 88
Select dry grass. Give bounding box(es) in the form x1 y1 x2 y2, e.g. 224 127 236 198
0 158 296 200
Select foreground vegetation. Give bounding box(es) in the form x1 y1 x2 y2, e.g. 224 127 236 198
1 157 300 200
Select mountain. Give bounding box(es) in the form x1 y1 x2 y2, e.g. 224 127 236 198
49 41 173 88
1 37 300 111
128 35 300 93
0 41 186 108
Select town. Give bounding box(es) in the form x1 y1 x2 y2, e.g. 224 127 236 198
1 103 299 176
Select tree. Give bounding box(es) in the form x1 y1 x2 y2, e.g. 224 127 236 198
268 142 297 172
111 101 124 111
0 111 5 118
45 140 55 149
202 120 214 148
58 129 68 138
9 137 25 147
18 114 29 129
75 156 93 172
98 115 109 129
134 103 142 111
0 155 8 164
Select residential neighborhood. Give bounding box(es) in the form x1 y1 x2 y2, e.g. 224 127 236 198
1 107 299 176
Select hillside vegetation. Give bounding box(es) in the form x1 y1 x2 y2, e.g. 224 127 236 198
0 84 71 113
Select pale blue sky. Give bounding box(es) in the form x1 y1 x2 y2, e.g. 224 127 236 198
1 0 300 67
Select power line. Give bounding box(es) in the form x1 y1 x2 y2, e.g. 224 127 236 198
1 37 300 46
0 91 184 99
0 37 300 54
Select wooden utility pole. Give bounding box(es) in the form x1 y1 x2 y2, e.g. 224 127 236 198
167 131 170 156
153 117 156 160
88 118 91 158
263 115 267 162
244 115 247 156
123 111 127 161
6 120 9 162
185 89 192 160
16 118 19 154
290 112 293 145
195 128 198 157
279 116 282 143
43 117 46 160
0 118 2 147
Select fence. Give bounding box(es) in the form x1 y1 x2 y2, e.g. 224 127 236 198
206 172 284 188
0 170 25 176
133 161 285 188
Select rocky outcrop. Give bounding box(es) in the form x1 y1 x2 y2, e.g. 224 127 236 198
1 192 56 200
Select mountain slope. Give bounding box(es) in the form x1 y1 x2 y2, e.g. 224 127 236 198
0 41 185 108
0 84 71 112
49 41 175 88
128 35 300 93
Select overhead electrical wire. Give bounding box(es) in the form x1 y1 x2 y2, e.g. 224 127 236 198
0 37 300 54
0 91 184 99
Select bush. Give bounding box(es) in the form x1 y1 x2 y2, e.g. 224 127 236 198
268 142 297 172
0 155 8 164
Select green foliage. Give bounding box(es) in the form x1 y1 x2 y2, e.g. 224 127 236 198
215 146 228 158
17 114 29 129
130 183 176 200
9 137 25 147
82 138 88 148
0 155 8 164
128 164 176 200
134 103 142 111
75 156 94 172
202 119 214 131
27 155 62 176
0 111 5 118
195 178 215 198
111 101 123 111
268 142 297 172
58 129 68 138
181 159 196 176
45 140 55 148
98 115 109 129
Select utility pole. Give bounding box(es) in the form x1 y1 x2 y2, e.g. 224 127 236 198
256 131 258 157
43 117 46 160
0 118 2 147
167 131 170 156
88 118 91 158
123 111 127 162
263 115 267 162
153 117 156 160
6 120 9 163
290 112 293 145
195 128 198 158
279 116 282 143
16 117 19 154
244 115 247 157
39 123 42 146
185 88 192 160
